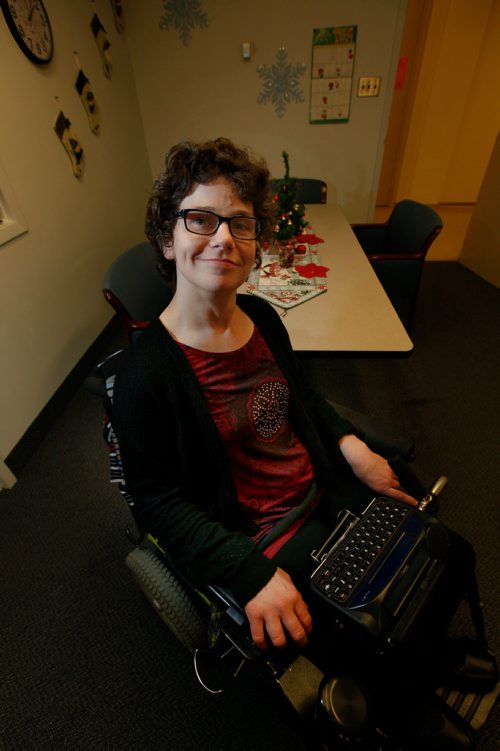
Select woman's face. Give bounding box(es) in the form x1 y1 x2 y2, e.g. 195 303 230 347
164 177 257 297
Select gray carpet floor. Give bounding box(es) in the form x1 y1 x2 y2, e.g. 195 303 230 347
1 261 498 749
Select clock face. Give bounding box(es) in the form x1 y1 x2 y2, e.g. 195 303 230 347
1 0 54 64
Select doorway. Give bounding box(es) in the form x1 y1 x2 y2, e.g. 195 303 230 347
376 0 498 211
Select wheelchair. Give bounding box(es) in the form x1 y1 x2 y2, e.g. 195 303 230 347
86 348 498 750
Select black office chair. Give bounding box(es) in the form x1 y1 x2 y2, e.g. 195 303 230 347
296 178 327 204
102 241 173 341
351 200 443 332
272 178 327 204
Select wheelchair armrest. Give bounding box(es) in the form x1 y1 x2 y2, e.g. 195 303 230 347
329 400 415 462
208 583 246 622
84 349 129 398
84 371 107 397
207 584 262 660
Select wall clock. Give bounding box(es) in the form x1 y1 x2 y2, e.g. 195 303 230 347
1 0 54 64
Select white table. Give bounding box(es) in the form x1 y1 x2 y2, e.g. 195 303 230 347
244 204 413 355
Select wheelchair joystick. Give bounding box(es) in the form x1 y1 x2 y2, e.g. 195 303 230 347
418 475 448 513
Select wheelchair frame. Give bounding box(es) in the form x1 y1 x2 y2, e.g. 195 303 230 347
85 349 498 749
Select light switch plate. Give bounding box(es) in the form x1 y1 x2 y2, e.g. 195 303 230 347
242 42 252 61
357 77 381 97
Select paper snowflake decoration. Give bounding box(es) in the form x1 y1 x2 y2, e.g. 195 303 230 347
159 0 209 46
257 47 306 118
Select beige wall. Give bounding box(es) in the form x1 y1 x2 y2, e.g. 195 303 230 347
124 0 407 221
460 131 500 286
395 0 500 205
0 1 151 461
441 0 500 203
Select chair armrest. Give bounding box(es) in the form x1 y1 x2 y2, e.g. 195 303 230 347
329 400 415 462
103 288 153 342
128 319 151 340
367 251 426 261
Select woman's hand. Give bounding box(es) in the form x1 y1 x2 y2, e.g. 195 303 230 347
244 567 312 650
339 434 418 506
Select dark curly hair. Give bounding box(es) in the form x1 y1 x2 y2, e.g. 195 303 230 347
145 137 276 281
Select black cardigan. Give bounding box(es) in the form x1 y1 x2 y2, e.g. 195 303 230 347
113 294 355 605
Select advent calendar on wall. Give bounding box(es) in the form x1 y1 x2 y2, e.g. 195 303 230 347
310 25 357 124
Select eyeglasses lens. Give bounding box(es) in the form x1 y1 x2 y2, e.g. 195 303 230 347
184 210 259 239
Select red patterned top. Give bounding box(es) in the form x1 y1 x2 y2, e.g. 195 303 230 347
178 326 316 554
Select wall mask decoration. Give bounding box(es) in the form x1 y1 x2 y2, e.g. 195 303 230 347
75 70 100 134
159 0 209 47
54 111 84 179
91 13 113 77
110 0 125 32
257 47 306 118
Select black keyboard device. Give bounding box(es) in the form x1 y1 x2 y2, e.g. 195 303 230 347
310 497 451 649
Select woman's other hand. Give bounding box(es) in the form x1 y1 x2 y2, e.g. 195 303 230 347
244 567 312 650
339 434 418 506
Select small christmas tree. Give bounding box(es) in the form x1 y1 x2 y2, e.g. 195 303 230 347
273 151 308 241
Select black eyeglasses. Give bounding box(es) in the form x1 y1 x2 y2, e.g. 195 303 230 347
174 209 261 240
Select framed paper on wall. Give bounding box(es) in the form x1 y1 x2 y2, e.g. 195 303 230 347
310 25 357 124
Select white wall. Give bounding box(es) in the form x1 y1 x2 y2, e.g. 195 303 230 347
0 1 151 461
124 0 406 221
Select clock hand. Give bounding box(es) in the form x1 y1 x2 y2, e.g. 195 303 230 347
28 0 37 22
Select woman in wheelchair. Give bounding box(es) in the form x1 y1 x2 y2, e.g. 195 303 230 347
111 136 419 654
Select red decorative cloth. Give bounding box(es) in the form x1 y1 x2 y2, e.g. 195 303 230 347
294 263 330 279
295 233 324 245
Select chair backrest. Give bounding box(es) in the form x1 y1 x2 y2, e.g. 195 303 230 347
103 241 172 339
295 178 327 204
387 200 443 257
272 178 327 204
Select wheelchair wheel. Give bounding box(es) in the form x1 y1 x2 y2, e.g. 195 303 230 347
126 547 207 653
